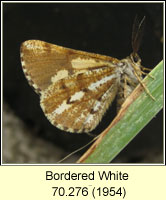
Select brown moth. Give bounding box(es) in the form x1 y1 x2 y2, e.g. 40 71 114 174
20 17 150 133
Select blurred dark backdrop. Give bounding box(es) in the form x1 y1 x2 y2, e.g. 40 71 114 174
3 3 163 163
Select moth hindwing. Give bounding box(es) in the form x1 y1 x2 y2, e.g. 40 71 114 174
20 40 144 133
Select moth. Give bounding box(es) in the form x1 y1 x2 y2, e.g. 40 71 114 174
20 17 151 133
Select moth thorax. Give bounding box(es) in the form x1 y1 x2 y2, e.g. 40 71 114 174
116 53 143 112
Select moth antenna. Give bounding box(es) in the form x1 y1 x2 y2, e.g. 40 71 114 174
132 15 146 54
57 135 99 163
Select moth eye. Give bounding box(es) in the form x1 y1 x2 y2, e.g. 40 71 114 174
133 55 139 62
130 53 141 64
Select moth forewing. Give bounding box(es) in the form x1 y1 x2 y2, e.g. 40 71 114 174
20 40 119 92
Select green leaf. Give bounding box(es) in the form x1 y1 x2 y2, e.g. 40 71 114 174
83 61 163 163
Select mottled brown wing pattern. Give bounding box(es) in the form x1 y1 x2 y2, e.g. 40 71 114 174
40 67 118 133
20 40 119 93
20 40 121 133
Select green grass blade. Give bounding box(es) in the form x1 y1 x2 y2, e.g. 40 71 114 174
83 61 163 163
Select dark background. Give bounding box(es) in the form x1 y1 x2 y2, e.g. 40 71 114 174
3 3 163 163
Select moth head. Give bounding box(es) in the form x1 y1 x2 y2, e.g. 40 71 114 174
128 52 143 79
130 52 142 68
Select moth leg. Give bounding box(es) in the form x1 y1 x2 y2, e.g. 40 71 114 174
141 66 152 71
141 67 155 79
133 71 156 100
147 73 155 80
140 70 155 80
